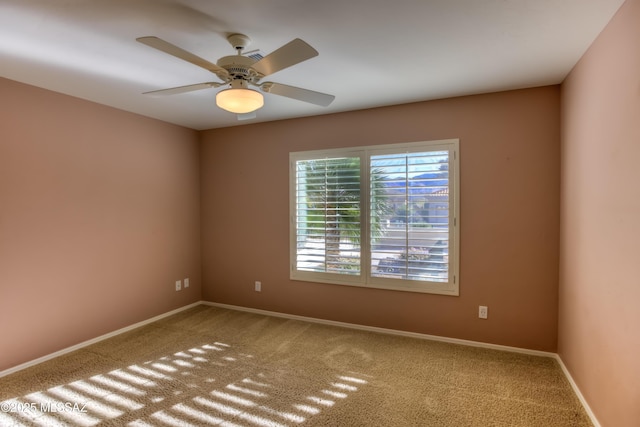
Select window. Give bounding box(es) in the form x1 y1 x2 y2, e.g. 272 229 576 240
290 139 459 295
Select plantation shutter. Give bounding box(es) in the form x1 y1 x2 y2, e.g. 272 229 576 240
370 150 451 283
291 139 458 295
294 156 362 276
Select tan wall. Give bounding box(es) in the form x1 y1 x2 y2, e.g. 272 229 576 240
559 0 640 425
201 86 561 352
0 78 201 372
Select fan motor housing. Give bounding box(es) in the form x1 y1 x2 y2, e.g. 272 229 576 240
217 55 260 81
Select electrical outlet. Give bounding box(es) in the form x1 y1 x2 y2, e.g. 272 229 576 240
175 280 182 291
184 278 189 288
255 281 261 292
479 305 488 319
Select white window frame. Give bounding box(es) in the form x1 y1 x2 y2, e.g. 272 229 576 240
290 139 459 296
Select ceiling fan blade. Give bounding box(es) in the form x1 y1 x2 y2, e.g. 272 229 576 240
137 36 229 79
263 82 335 107
143 82 221 96
252 39 318 77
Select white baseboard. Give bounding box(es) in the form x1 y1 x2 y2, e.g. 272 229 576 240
203 301 556 358
206 302 603 426
1 300 600 427
555 355 601 427
0 301 201 379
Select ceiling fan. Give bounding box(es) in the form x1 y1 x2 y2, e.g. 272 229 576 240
136 33 335 119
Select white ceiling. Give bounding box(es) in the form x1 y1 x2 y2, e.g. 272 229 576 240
0 0 625 130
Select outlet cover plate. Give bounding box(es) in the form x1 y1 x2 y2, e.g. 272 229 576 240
479 305 488 319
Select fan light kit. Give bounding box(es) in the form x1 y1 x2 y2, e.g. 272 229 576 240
136 33 334 119
216 80 264 114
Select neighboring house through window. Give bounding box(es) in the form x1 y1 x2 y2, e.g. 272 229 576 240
290 139 459 295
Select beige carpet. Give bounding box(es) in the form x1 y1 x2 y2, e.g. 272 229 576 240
0 305 591 426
